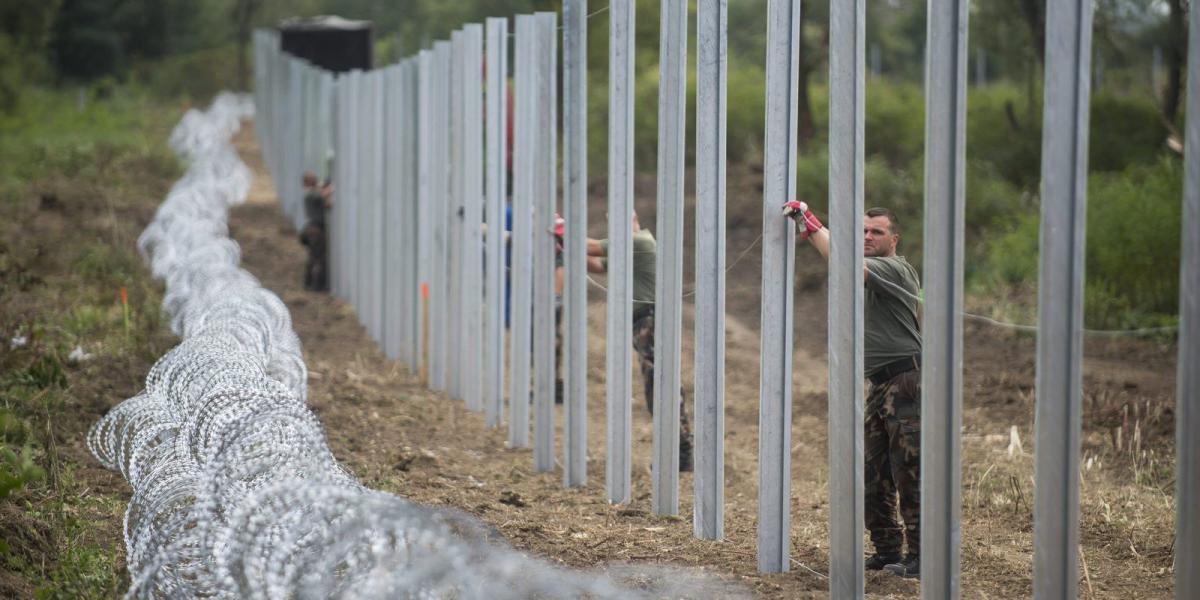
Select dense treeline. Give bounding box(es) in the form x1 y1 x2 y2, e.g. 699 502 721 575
1 0 1189 327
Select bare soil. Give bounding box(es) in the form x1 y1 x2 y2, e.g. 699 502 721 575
230 126 1177 598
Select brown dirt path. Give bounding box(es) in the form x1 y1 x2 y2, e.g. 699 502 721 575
230 125 1176 599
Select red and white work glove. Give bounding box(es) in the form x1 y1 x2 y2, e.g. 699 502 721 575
781 200 824 240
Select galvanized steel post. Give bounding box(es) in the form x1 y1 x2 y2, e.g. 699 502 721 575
532 11 559 473
922 1 968 597
653 0 687 517
448 30 466 401
417 50 433 377
485 18 509 428
827 0 866 591
563 0 588 488
463 24 486 414
430 43 452 392
1177 5 1200 597
509 16 535 448
606 0 635 505
383 65 402 360
694 0 727 540
757 0 800 573
1033 1 1092 598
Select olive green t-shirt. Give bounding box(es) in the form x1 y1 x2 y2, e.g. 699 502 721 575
864 255 922 378
599 229 656 306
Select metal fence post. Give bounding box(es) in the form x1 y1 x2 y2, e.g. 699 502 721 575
485 18 509 428
532 11 559 473
694 0 727 540
606 0 635 506
563 0 588 488
404 59 421 371
922 1 968 597
417 50 433 378
653 0 687 517
448 30 466 402
371 69 387 343
330 72 344 300
463 24 486 413
828 0 866 591
757 0 800 573
509 16 535 448
430 43 452 392
1033 1 1093 598
384 65 402 360
1177 5 1200 598
351 70 365 311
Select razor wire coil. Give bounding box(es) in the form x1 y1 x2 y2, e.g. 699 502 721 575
88 93 726 600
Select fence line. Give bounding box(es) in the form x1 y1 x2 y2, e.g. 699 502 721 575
253 5 1199 597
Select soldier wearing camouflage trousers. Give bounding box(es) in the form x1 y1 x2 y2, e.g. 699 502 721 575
586 212 693 472
786 202 923 579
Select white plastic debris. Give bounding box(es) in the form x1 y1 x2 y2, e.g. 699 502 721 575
67 345 93 364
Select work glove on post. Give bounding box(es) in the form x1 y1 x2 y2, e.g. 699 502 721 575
781 200 824 241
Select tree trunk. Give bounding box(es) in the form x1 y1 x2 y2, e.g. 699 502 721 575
795 6 816 145
233 0 261 92
1163 0 1187 123
1020 0 1044 65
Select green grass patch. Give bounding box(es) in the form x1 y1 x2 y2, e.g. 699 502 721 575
1 84 182 598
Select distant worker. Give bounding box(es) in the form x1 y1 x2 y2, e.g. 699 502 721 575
785 201 922 579
586 212 693 472
299 171 333 292
553 214 567 404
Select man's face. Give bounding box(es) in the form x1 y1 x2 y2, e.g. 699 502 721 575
863 215 898 257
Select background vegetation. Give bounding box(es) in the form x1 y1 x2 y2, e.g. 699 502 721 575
1 86 181 596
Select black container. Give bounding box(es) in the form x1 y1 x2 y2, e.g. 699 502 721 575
278 16 372 73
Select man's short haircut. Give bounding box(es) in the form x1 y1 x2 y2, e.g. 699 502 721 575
865 206 898 234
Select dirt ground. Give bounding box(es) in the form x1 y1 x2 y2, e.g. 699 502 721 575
230 126 1177 598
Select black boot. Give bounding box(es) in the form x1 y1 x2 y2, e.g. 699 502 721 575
884 554 919 579
865 552 902 571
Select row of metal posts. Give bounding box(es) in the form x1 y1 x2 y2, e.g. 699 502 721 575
252 2 1199 596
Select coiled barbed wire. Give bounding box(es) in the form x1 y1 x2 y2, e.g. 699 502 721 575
89 93 737 599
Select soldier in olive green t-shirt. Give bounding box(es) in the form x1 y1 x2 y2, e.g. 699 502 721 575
785 202 923 579
585 213 693 472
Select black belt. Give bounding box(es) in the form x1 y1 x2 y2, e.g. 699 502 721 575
868 355 921 386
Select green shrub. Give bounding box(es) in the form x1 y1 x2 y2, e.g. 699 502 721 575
865 81 925 165
1085 157 1182 320
131 45 239 102
1088 94 1168 173
975 157 1183 329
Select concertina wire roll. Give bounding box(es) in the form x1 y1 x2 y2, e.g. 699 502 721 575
87 93 730 600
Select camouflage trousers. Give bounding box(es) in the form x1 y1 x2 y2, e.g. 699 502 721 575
865 368 921 557
632 307 692 444
300 222 328 292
